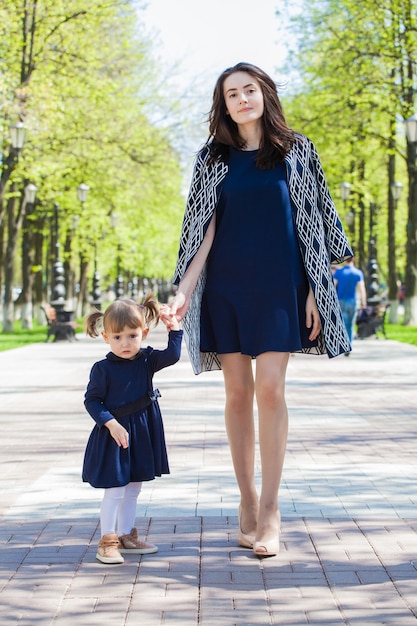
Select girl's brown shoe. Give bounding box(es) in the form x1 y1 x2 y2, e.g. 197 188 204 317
118 527 158 554
96 533 124 564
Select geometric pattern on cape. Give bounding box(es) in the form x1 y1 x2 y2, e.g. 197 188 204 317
174 136 353 374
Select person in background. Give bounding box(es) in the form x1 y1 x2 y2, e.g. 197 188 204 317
82 295 182 564
333 258 367 351
397 280 405 306
169 62 352 558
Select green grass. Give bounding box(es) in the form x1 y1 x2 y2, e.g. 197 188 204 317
0 320 416 352
384 323 417 346
0 323 49 352
0 321 83 352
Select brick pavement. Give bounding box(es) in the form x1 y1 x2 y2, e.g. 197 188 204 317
0 326 416 625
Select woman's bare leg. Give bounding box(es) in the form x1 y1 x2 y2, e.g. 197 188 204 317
254 351 289 548
220 353 258 536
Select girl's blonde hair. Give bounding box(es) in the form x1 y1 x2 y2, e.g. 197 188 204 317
85 292 160 338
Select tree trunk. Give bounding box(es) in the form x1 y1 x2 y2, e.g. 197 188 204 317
356 159 366 272
388 299 399 324
20 211 35 329
76 254 89 318
33 221 45 324
403 295 417 326
404 137 417 325
64 228 77 307
2 185 28 331
0 221 4 319
3 195 18 331
387 126 397 304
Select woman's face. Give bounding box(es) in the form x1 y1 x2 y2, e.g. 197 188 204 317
223 71 264 127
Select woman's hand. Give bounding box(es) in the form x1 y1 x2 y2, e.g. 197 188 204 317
170 213 216 323
105 419 129 449
305 287 322 341
169 290 190 323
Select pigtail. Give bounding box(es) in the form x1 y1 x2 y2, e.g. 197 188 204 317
85 309 104 338
142 291 160 329
85 294 160 337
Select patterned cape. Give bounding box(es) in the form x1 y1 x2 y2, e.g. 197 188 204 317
174 134 353 374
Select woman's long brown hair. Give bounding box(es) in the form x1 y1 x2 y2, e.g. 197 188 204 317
207 62 295 169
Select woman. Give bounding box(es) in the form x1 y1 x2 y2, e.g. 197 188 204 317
170 62 353 557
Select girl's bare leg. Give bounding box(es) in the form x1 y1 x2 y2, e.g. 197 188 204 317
254 352 289 549
220 353 258 536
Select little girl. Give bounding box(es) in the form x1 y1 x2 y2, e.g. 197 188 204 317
82 294 182 564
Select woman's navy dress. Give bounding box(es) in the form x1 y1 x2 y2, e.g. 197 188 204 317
82 330 182 489
200 148 317 356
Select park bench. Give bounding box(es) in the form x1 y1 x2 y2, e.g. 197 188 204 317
41 304 78 342
356 301 390 339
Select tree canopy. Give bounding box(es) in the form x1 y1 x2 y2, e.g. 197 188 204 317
1 0 187 328
278 0 417 322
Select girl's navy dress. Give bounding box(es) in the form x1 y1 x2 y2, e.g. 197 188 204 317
200 148 317 356
82 329 182 489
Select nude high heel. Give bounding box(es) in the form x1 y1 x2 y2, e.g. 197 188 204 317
253 511 281 558
237 505 256 549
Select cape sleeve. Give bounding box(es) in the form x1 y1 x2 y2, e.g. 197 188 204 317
173 146 228 285
309 138 354 264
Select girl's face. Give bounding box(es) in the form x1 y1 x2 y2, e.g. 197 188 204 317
223 71 264 127
102 324 148 359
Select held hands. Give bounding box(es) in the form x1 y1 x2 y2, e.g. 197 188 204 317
306 287 322 341
168 291 189 323
105 418 129 449
159 303 181 331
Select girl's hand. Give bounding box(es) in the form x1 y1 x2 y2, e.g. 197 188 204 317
159 304 180 331
105 419 129 448
306 287 322 341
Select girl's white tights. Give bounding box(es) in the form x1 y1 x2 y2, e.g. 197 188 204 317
100 482 142 536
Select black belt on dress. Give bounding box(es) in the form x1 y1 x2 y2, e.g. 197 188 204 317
111 389 161 419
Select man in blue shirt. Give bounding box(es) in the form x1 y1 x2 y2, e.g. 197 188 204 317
333 258 367 352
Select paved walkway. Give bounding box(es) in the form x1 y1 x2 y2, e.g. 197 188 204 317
0 325 416 625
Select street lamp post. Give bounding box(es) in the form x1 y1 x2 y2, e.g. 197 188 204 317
116 244 124 298
21 183 38 329
130 276 139 301
73 183 90 315
91 241 102 310
110 212 124 298
366 202 380 304
77 183 101 310
49 200 80 340
1 122 28 331
50 201 66 312
404 114 417 324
